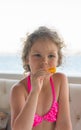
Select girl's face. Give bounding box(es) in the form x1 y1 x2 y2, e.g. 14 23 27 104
27 39 58 74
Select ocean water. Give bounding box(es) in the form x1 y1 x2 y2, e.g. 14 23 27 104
0 54 81 76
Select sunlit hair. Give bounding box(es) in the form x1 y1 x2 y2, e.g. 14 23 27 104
21 26 65 72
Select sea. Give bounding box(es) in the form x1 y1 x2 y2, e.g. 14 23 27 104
0 54 81 76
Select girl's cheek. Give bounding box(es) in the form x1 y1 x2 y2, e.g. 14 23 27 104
49 61 55 65
49 62 57 68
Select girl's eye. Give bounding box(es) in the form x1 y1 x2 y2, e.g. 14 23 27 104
48 55 55 58
34 54 41 57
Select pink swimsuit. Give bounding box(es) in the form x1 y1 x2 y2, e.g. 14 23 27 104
27 75 59 127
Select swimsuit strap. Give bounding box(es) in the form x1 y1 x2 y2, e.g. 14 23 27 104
50 76 56 101
27 75 32 93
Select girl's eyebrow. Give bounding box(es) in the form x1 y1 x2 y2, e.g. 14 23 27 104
31 50 58 54
31 50 41 53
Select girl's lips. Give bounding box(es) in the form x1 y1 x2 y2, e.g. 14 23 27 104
48 67 56 73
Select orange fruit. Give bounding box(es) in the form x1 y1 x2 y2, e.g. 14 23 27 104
48 67 56 73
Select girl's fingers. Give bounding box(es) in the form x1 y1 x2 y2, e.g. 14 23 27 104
31 69 49 77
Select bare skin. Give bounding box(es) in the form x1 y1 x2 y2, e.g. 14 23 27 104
10 39 72 130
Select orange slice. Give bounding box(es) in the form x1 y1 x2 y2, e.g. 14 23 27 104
48 67 56 73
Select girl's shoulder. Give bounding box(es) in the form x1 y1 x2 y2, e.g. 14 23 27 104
10 77 28 98
53 72 67 82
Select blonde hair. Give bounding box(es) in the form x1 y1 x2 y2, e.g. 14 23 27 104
21 26 65 72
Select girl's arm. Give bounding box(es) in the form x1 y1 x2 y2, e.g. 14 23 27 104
55 73 72 130
10 83 39 130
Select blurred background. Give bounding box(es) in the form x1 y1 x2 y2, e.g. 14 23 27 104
0 0 81 75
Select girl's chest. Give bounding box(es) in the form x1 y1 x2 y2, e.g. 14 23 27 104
36 86 53 116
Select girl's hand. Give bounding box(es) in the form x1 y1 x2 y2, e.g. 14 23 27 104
30 69 50 94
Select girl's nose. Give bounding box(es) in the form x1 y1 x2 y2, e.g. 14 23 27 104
42 57 48 64
40 57 48 69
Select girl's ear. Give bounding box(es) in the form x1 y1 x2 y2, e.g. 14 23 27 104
26 60 29 65
26 55 29 64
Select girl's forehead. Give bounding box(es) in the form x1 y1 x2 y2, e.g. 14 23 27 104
31 39 58 52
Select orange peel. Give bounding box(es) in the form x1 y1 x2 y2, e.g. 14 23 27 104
48 67 56 73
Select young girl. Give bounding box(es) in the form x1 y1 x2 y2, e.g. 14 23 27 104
10 26 72 130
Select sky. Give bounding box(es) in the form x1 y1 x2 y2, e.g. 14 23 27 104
0 0 81 55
